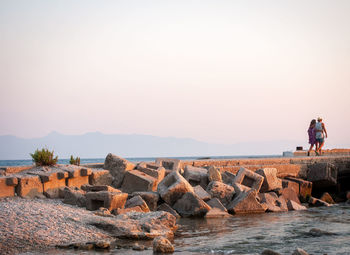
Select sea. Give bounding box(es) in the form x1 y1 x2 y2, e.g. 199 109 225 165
0 155 283 167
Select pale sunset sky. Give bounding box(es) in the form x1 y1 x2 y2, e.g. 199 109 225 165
1 1 349 148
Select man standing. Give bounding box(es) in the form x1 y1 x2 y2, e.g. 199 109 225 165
315 117 328 155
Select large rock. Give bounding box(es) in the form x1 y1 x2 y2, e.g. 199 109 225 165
221 171 236 185
226 190 266 214
319 192 335 204
86 191 128 211
307 162 337 188
183 165 208 188
208 166 222 182
258 192 288 212
125 195 150 213
281 187 301 204
90 211 178 239
157 171 194 205
287 200 307 211
173 192 211 217
193 185 211 201
121 170 157 193
136 163 165 185
233 167 264 192
157 203 181 218
206 198 227 212
63 187 86 207
206 181 235 206
89 169 113 186
205 208 232 218
308 197 332 207
153 236 174 253
104 153 135 188
131 191 159 211
81 184 120 193
155 158 181 172
256 168 282 193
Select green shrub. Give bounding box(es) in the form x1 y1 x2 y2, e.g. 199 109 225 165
30 148 58 166
70 155 80 166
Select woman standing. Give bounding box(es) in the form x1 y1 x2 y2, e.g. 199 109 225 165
307 119 316 156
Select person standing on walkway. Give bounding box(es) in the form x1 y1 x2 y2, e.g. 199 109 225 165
307 119 316 156
315 117 328 155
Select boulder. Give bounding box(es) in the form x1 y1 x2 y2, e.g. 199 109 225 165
258 192 288 212
193 185 211 201
206 181 235 206
319 192 335 204
136 163 165 185
206 198 227 212
153 236 174 253
90 211 178 239
63 187 86 207
208 166 222 182
172 192 211 217
221 171 236 185
233 167 264 192
256 168 282 193
232 182 251 196
125 195 150 212
282 179 300 196
89 169 113 186
183 165 208 188
157 171 194 205
131 191 159 211
121 170 157 193
86 191 128 211
226 190 266 214
287 200 307 211
104 153 135 188
307 162 337 188
157 203 181 218
308 197 332 207
281 187 301 204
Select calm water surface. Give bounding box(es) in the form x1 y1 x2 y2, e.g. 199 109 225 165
25 203 350 255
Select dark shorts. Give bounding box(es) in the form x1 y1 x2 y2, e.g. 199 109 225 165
316 138 324 144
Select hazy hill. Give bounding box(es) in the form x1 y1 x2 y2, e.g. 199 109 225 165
0 131 297 160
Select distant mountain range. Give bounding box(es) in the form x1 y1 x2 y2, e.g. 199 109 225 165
0 131 298 160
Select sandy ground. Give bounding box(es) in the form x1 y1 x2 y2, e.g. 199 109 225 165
0 197 114 255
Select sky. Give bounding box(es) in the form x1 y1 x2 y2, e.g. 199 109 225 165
1 0 350 149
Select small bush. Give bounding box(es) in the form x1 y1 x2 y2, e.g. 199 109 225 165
70 155 80 166
30 148 58 166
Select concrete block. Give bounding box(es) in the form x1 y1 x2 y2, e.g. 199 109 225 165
208 166 222 182
258 192 288 212
226 190 266 214
173 192 211 217
205 208 232 218
319 192 335 204
136 164 166 185
206 181 235 206
5 177 18 186
222 171 236 185
193 185 211 201
308 196 332 207
0 177 16 198
232 182 251 196
287 200 307 211
67 175 89 189
183 165 208 188
114 206 144 215
157 203 181 218
281 187 301 204
206 198 227 212
89 169 113 186
104 153 135 187
285 177 312 202
81 185 120 193
131 191 159 211
86 191 128 211
282 179 300 196
16 175 44 198
63 187 86 207
80 168 93 176
233 167 264 192
255 168 282 193
157 171 194 205
307 163 338 188
121 170 157 193
155 158 181 172
125 195 150 212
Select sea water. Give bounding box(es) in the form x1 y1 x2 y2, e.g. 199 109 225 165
21 203 350 254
